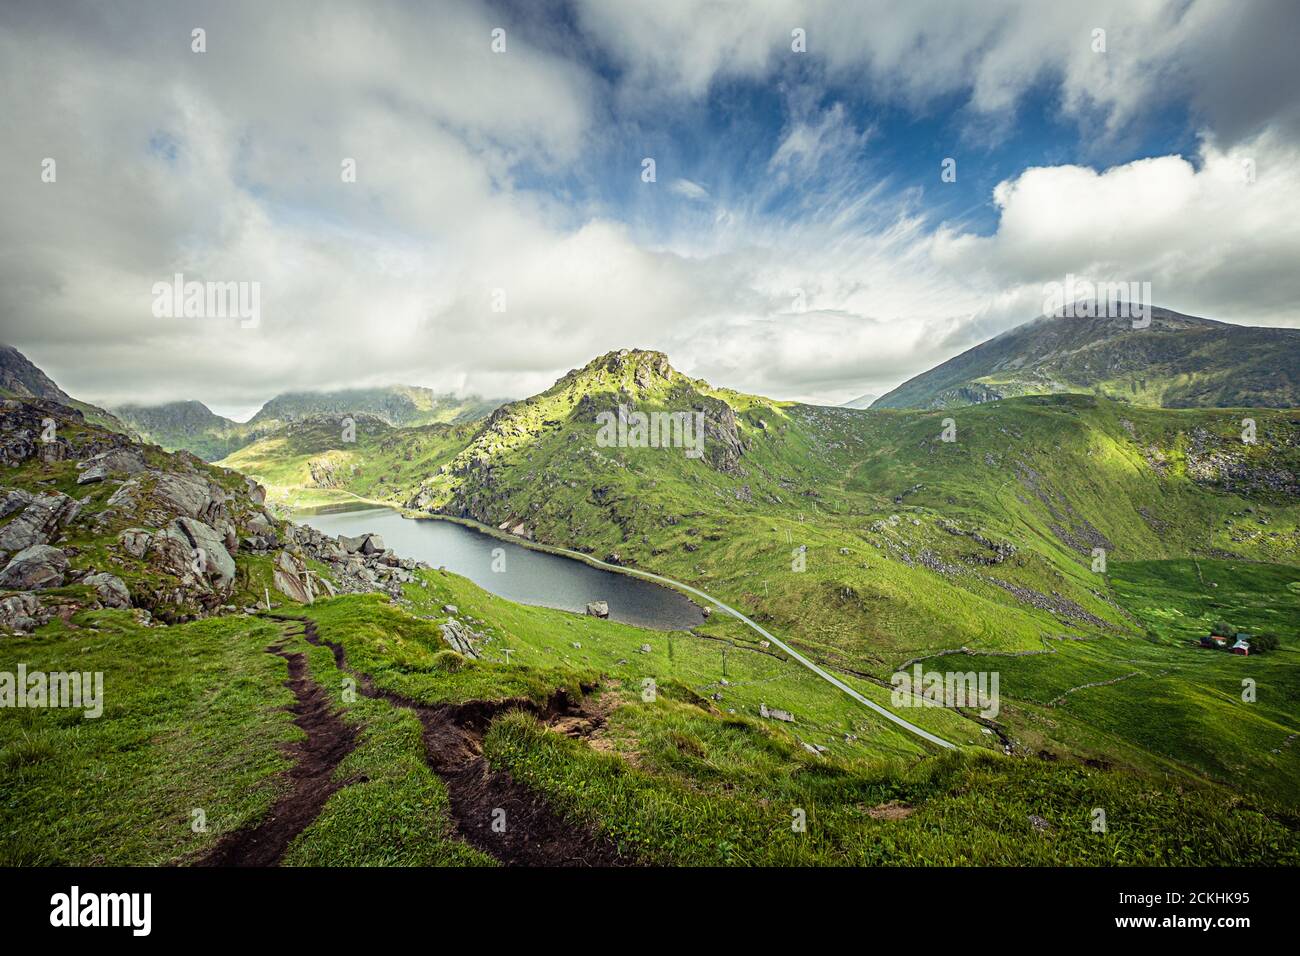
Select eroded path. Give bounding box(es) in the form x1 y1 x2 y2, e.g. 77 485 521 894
198 641 359 866
288 618 626 867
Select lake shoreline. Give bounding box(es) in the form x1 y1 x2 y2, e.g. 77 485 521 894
291 501 707 630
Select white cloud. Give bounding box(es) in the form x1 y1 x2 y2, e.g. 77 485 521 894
1 0 1297 413
669 178 711 201
575 0 1300 147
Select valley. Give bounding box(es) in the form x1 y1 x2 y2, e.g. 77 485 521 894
1 333 1297 866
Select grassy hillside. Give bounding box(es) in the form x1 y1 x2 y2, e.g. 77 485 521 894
214 350 1300 816
6 348 1297 866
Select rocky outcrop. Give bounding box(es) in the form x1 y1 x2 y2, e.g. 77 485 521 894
174 517 236 589
273 550 314 604
693 394 745 473
0 491 80 554
76 448 147 485
0 398 131 467
84 572 131 608
0 544 69 590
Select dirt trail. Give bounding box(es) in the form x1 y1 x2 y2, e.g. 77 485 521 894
289 618 627 867
198 642 359 866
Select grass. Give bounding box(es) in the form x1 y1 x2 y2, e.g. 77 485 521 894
0 611 292 865
484 703 1299 866
278 634 493 866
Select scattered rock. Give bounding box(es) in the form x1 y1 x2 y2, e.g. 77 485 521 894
759 702 795 723
0 592 41 634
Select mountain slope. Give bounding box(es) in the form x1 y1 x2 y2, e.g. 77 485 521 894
873 307 1300 410
249 386 500 430
225 348 1300 807
5 350 1298 865
113 400 249 461
1 344 135 437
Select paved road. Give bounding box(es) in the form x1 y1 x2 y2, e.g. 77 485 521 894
553 548 958 751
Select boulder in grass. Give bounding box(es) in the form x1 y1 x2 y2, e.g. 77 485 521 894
585 600 609 618
759 702 795 723
84 572 131 608
0 592 41 634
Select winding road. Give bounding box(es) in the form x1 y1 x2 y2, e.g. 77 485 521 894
292 497 958 751
552 547 958 750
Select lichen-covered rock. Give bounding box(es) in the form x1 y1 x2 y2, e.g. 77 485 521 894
118 528 152 558
145 525 197 580
76 448 147 484
273 550 312 604
439 618 481 658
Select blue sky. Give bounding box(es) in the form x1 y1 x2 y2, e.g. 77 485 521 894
2 0 1299 414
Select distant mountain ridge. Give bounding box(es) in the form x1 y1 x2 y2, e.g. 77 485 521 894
113 386 502 460
872 307 1300 410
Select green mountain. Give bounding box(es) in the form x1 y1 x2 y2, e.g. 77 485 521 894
5 347 1298 866
872 307 1300 410
114 385 502 462
112 400 249 461
220 348 1300 820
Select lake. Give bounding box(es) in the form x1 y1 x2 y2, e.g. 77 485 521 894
294 505 705 631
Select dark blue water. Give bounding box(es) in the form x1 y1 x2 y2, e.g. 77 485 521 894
294 506 704 631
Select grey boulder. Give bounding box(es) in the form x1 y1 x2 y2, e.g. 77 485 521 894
84 572 131 608
174 517 236 589
0 492 81 552
0 544 69 590
0 592 41 634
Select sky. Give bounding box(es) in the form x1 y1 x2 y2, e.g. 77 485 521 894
2 0 1299 418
